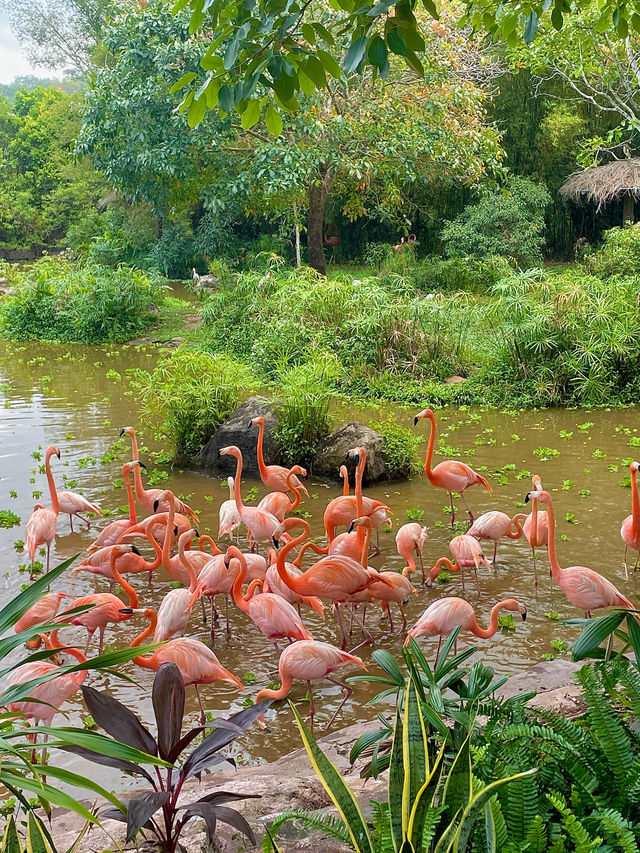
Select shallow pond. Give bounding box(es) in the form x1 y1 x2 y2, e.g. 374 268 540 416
1 338 639 791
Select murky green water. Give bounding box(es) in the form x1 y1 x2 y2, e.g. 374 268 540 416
1 337 639 790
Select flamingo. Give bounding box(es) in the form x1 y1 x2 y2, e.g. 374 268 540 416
197 546 267 638
14 591 73 649
119 606 243 723
218 477 241 540
468 511 525 565
264 550 325 618
414 408 492 524
25 445 60 577
119 426 198 522
56 491 101 532
513 474 549 586
227 546 313 650
526 488 635 617
153 530 206 642
248 416 309 495
64 545 140 653
426 534 491 590
73 543 156 591
323 225 340 264
88 461 144 553
404 596 527 666
339 464 350 496
218 446 282 550
255 640 366 729
621 461 640 571
396 523 429 582
258 465 307 522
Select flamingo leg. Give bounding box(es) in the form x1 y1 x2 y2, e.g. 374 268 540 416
460 491 474 524
195 684 206 725
634 550 640 572
98 624 105 655
348 608 373 648
69 514 74 533
75 513 91 529
532 546 539 588
201 597 207 625
325 677 352 730
386 604 394 631
225 595 231 635
334 604 347 650
492 541 497 565
399 604 407 631
434 635 443 669
448 492 455 526
307 681 315 729
418 550 425 584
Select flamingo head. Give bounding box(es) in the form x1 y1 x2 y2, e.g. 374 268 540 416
413 408 434 426
248 416 265 428
46 445 61 460
289 464 307 478
123 460 146 474
525 490 542 503
347 515 372 534
119 426 135 438
218 445 241 460
502 599 527 621
631 461 640 474
118 607 150 617
152 489 174 513
271 522 286 548
346 446 366 466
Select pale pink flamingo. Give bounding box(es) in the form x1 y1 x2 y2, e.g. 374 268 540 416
621 461 640 571
414 408 492 524
514 474 549 585
197 546 266 637
73 543 157 591
258 465 307 522
527 488 634 617
256 640 366 729
228 546 313 650
120 606 243 722
25 445 60 577
264 550 325 618
468 511 524 565
426 534 491 590
43 445 101 532
404 596 527 665
153 530 206 642
64 545 140 653
88 461 144 553
249 416 309 495
14 591 73 649
397 523 429 582
219 446 281 550
218 477 241 540
119 426 198 522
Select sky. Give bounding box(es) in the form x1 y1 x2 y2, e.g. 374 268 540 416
0 10 58 84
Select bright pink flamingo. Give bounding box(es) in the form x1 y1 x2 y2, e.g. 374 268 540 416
120 607 243 722
65 545 140 653
219 446 281 551
228 546 313 650
153 530 206 642
396 523 429 582
414 408 492 524
426 534 491 590
88 461 144 553
256 640 366 729
14 591 73 649
264 550 325 618
339 464 350 496
366 570 417 631
404 596 527 665
196 545 266 638
249 416 309 495
73 543 157 591
468 511 524 565
218 477 241 540
621 461 640 571
119 426 198 522
527 488 634 617
25 445 60 577
258 465 307 522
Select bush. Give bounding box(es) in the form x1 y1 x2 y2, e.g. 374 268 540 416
441 177 551 268
372 419 421 477
136 348 255 455
584 223 640 277
416 255 513 293
0 256 164 344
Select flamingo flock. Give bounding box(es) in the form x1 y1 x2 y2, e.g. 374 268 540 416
9 407 640 733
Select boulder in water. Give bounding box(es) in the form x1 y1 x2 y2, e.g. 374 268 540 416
198 396 280 475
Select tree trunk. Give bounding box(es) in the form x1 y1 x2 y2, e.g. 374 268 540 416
623 194 634 227
306 167 334 275
293 202 301 268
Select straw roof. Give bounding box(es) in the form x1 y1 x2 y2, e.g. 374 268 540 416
560 159 640 210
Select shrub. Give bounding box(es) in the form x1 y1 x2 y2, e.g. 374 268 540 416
416 255 513 293
584 223 640 277
136 348 255 455
372 419 421 477
0 256 164 344
441 177 551 268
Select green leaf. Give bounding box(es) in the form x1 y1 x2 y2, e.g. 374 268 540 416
625 613 640 665
408 742 445 849
31 726 170 766
26 814 52 853
388 703 404 852
524 10 539 43
317 49 342 78
571 611 627 660
344 36 367 73
404 49 424 77
241 99 261 130
372 649 405 686
301 23 316 44
2 816 21 853
218 84 235 113
265 106 283 137
0 771 97 823
402 678 428 838
188 96 206 127
367 34 388 68
304 56 327 89
440 730 472 833
170 71 198 94
421 0 439 18
289 702 374 853
386 27 407 55
550 6 563 29
27 763 125 813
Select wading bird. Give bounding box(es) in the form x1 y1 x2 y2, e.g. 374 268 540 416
468 511 524 565
621 461 640 571
258 465 307 522
323 225 340 263
404 596 527 666
219 445 281 550
414 408 492 524
44 445 101 531
73 543 156 591
265 550 325 618
516 474 549 585
426 534 491 590
88 461 143 553
249 416 309 495
14 591 73 649
153 530 206 642
218 477 241 540
25 445 60 576
396 523 429 582
255 639 366 729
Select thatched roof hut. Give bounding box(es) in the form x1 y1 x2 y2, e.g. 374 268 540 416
560 159 640 224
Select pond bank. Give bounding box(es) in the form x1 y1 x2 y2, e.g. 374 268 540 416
50 659 586 853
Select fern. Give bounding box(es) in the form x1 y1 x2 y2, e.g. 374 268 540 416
261 808 352 852
370 801 394 853
591 807 640 853
547 791 602 853
523 814 548 852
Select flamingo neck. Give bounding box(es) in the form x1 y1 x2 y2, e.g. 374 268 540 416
359 521 372 568
632 467 640 534
255 422 268 480
428 557 454 583
293 540 328 567
145 527 163 570
541 494 562 582
124 469 137 525
507 514 525 539
341 467 349 496
471 602 507 640
161 497 176 568
257 672 293 702
355 451 366 515
232 453 244 513
244 578 263 601
286 475 301 512
231 551 250 613
45 452 59 515
131 611 157 667
424 413 436 479
198 534 221 556
179 539 199 592
128 432 145 500
276 523 309 590
111 556 139 608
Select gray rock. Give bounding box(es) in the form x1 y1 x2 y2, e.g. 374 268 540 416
198 396 280 475
314 422 405 485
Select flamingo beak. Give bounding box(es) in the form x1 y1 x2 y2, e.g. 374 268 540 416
131 545 142 556
136 460 146 469
193 529 200 537
119 428 125 436
520 606 527 622
272 536 280 549
153 500 159 513
524 492 532 503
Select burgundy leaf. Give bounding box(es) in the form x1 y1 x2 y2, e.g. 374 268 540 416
126 791 170 842
97 807 127 824
180 802 217 843
152 663 185 760
189 791 261 807
209 804 256 845
82 685 157 756
167 718 244 764
59 745 155 785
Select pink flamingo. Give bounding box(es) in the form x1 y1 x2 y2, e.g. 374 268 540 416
513 474 549 586
73 543 157 591
414 408 492 524
25 445 60 577
42 444 101 531
256 640 366 729
264 550 325 618
527 488 634 617
153 530 206 642
404 596 527 665
249 416 309 495
119 426 198 522
339 464 350 496
88 461 144 553
468 511 525 565
396 523 429 582
228 546 313 650
426 534 491 590
366 570 417 631
257 465 307 522
621 461 640 571
64 545 140 653
120 606 243 723
196 545 266 637
14 591 73 649
218 477 241 540
219 446 281 551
